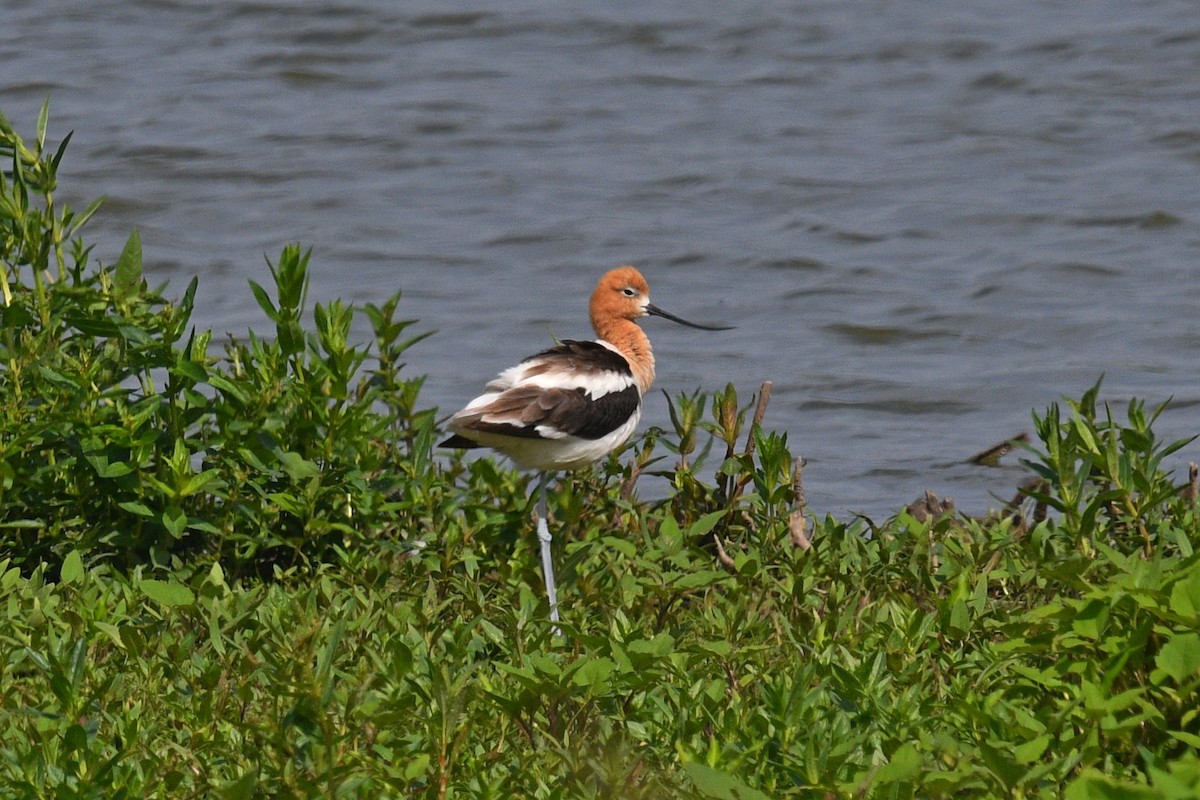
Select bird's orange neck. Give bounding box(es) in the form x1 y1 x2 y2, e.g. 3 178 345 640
592 315 656 395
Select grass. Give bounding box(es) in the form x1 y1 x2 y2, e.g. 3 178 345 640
2 103 1200 799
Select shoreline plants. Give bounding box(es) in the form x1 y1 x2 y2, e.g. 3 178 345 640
2 105 1199 798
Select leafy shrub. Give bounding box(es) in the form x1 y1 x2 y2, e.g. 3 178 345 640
1 104 433 576
1023 378 1197 557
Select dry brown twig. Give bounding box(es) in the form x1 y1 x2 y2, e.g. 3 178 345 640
726 381 773 508
789 456 811 550
742 380 773 459
968 433 1030 466
618 468 641 503
713 533 736 570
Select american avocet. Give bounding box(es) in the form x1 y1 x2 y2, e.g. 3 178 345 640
441 265 731 626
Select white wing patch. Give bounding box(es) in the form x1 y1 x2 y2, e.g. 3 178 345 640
487 352 635 400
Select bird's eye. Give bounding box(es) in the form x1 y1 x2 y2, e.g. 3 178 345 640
622 287 637 297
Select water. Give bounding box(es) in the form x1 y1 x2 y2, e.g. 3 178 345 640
3 1 1198 518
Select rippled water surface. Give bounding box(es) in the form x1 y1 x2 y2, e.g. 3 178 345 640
4 1 1199 516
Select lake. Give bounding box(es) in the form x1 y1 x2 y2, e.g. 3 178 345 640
3 0 1198 518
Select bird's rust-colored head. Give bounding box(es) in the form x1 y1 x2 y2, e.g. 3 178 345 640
588 265 732 395
589 265 732 331
589 265 652 327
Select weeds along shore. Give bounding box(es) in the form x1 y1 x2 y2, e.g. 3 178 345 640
3 104 1199 799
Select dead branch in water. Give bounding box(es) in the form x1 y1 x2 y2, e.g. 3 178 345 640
906 490 956 522
968 433 1030 466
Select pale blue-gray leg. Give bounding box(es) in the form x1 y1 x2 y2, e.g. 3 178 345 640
535 473 560 626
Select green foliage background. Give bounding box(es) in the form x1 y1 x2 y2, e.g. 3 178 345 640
2 105 1199 798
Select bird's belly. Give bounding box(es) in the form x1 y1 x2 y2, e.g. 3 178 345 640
474 407 641 471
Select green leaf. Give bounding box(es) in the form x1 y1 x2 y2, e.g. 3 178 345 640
733 552 759 576
627 633 675 657
403 754 431 781
118 500 156 518
66 195 104 237
162 506 187 539
64 313 122 337
35 365 78 389
1065 769 1160 800
718 458 742 477
182 471 222 499
248 280 278 320
207 374 250 406
673 570 728 590
1156 632 1200 682
979 741 1025 790
1014 733 1052 764
658 515 682 549
693 640 733 658
528 653 562 678
389 639 414 678
170 358 208 384
688 510 727 538
1081 682 1144 713
35 98 50 151
218 772 258 800
1075 412 1099 455
1169 569 1200 619
275 449 320 481
63 723 89 755
84 451 134 478
947 598 970 635
1071 598 1109 639
571 656 616 691
140 578 195 607
170 275 199 340
59 550 84 585
682 762 772 800
875 742 921 784
114 229 142 298
94 622 125 650
600 535 637 558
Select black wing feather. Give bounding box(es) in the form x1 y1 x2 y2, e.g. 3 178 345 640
440 339 640 449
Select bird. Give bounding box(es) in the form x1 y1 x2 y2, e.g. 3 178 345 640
440 265 732 626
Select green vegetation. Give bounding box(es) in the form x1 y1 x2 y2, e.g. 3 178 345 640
3 105 1199 799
